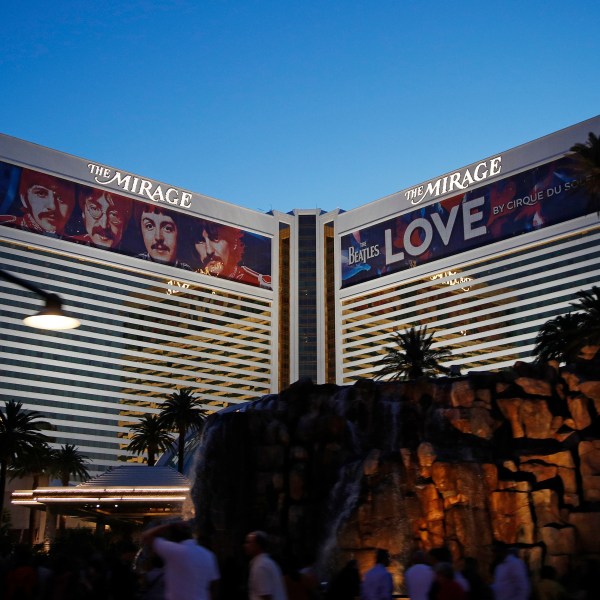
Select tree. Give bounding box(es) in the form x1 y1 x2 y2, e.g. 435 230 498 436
569 131 600 215
375 325 451 381
0 400 51 517
10 443 55 545
50 444 90 486
532 313 584 364
159 388 208 473
533 286 600 364
127 414 174 466
50 444 90 532
574 285 600 327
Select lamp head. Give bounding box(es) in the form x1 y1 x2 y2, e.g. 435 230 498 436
23 294 80 330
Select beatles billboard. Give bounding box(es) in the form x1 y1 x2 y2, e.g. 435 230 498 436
0 161 272 290
340 154 594 288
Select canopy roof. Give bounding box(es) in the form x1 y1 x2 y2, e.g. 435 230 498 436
12 466 192 522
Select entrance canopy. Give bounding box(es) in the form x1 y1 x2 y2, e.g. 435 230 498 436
12 466 192 522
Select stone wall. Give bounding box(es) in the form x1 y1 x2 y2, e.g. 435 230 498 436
192 360 600 590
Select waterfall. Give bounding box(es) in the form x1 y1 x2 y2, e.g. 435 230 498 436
316 458 364 578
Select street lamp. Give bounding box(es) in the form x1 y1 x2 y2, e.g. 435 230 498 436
0 268 80 330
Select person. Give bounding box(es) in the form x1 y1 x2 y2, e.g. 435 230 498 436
192 219 272 288
427 547 470 596
243 530 288 600
325 559 361 600
283 558 319 600
282 563 311 600
136 205 192 268
5 544 37 600
108 541 140 600
490 544 530 600
361 548 393 600
70 187 132 249
459 556 492 600
404 550 434 600
141 520 220 600
4 168 76 236
139 554 166 600
533 565 568 600
432 563 467 600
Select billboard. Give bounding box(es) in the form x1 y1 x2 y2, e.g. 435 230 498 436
340 154 595 288
0 161 272 289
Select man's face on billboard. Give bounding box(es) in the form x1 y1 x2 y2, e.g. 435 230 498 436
195 227 233 276
82 192 129 248
21 173 75 234
141 210 178 263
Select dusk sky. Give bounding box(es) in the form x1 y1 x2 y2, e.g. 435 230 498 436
2 1 599 215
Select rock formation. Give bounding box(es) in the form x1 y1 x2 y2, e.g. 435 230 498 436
192 360 600 593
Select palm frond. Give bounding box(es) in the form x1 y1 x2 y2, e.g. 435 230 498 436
533 284 600 364
50 444 90 485
569 132 600 214
128 414 174 466
375 326 451 381
533 312 585 363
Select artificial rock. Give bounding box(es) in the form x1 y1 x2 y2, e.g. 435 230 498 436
192 362 600 591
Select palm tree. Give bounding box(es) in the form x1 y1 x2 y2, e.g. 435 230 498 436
532 312 585 364
159 388 208 473
375 325 451 381
0 400 51 517
50 444 90 532
569 131 600 215
533 286 600 364
50 444 90 486
127 413 174 466
9 443 55 545
573 286 600 327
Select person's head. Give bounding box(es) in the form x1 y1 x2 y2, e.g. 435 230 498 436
192 219 244 276
167 521 193 543
492 542 510 562
434 562 455 582
78 187 132 248
244 530 268 558
138 205 179 263
540 565 557 581
428 546 452 565
376 549 390 567
410 550 429 566
19 169 76 234
460 556 479 574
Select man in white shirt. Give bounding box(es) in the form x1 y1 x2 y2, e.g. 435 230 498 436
244 530 288 600
404 550 435 600
142 520 220 600
491 544 531 600
361 549 393 600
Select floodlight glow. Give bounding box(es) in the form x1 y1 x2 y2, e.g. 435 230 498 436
23 295 80 330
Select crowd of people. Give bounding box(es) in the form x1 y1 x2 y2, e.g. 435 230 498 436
1 534 141 600
325 543 599 600
2 526 600 600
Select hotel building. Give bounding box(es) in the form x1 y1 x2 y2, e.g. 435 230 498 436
1 115 599 476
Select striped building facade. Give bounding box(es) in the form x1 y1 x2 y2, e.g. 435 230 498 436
1 115 598 475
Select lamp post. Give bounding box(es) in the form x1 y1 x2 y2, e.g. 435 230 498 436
0 268 80 330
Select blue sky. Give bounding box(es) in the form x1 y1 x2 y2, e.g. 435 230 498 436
1 1 599 214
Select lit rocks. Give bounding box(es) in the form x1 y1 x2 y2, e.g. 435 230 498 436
567 512 600 553
515 377 553 397
531 489 561 526
450 380 475 407
193 359 600 594
579 440 600 502
489 489 535 544
496 398 559 439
